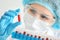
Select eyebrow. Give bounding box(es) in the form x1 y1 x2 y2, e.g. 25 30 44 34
30 9 37 13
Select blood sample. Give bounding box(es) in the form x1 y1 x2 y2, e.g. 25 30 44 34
18 15 21 22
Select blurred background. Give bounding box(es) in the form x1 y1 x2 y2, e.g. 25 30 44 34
0 0 23 18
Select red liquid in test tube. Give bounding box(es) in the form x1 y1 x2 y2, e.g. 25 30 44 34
18 15 21 22
46 38 48 40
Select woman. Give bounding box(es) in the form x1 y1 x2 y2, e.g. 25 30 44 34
9 0 60 40
1 0 60 40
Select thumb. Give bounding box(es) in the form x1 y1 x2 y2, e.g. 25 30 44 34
12 22 22 27
7 22 22 32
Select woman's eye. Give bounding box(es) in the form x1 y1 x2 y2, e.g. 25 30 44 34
40 14 48 19
30 9 36 14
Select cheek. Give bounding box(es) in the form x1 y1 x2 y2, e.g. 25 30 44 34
47 14 55 24
42 17 55 24
48 17 55 24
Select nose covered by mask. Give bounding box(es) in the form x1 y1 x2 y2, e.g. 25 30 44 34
33 19 50 30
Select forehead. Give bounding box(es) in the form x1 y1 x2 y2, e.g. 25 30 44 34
30 4 53 17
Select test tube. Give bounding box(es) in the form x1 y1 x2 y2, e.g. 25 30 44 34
18 15 21 22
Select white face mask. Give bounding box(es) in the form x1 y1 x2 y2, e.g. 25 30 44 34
32 19 55 36
32 19 51 30
23 8 56 37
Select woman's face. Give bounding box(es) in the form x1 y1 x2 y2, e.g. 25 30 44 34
27 4 55 24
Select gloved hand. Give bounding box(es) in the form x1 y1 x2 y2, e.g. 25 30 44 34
0 8 21 40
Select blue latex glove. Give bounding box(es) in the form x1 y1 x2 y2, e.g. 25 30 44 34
12 32 42 40
0 9 21 40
